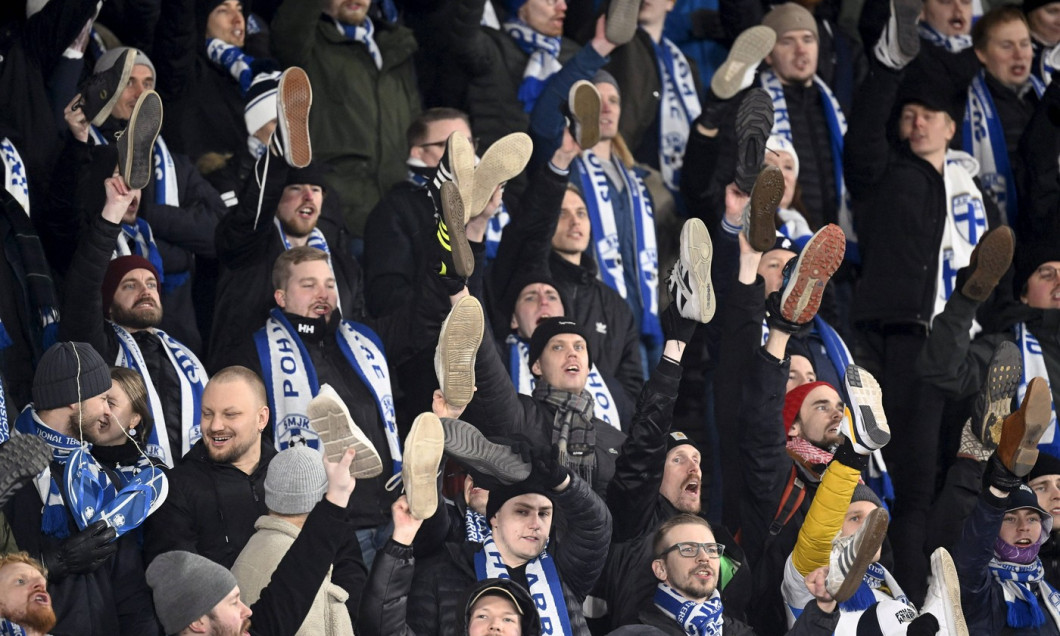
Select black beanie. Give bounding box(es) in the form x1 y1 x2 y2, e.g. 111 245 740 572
485 480 553 523
665 431 699 455
284 162 330 192
1013 239 1060 298
1029 452 1060 482
527 317 593 371
33 342 111 410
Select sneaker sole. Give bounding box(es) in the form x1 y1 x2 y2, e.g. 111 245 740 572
308 387 384 479
1001 376 1052 477
844 364 891 449
962 227 1014 302
894 0 923 60
440 181 474 278
403 413 445 520
0 434 50 508
445 133 476 223
469 133 531 221
780 224 845 324
833 508 890 603
972 341 1021 449
930 548 969 636
90 50 137 127
570 81 601 149
441 418 531 484
437 295 484 407
681 218 715 323
604 0 640 46
711 26 776 99
119 90 163 191
745 165 784 252
734 88 775 194
277 67 313 169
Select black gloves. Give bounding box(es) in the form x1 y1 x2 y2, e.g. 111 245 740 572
42 520 117 580
660 302 697 345
530 445 570 492
983 452 1023 494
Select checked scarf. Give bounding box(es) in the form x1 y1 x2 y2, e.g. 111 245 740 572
531 383 596 483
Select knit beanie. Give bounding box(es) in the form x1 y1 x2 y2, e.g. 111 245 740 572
528 317 593 371
665 431 699 455
101 255 161 316
761 3 819 40
146 551 238 635
851 483 883 509
503 273 568 324
592 70 622 99
782 381 835 435
766 135 800 179
1029 452 1060 482
244 71 280 136
265 446 327 514
1013 239 1060 298
486 479 552 523
33 342 111 410
284 162 330 192
94 46 156 80
196 0 243 40
1024 0 1059 16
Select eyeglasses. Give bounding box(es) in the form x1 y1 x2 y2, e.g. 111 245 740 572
417 137 479 152
657 542 725 559
1035 265 1060 282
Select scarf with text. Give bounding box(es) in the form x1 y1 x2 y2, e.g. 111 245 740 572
1018 322 1059 457
840 562 909 613
466 507 491 543
475 534 572 635
505 18 562 113
112 324 206 466
653 584 723 636
990 558 1060 629
254 308 402 475
0 138 29 215
653 36 701 192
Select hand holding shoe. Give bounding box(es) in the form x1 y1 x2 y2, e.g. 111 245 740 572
530 445 570 492
42 520 117 579
983 452 1023 495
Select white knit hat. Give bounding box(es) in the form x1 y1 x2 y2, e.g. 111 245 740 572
766 135 800 179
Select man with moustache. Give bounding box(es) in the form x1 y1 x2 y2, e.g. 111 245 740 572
0 553 56 636
61 174 208 469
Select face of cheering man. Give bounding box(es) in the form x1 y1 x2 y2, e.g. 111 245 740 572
921 0 973 37
999 508 1045 549
652 522 720 603
0 559 55 636
767 28 818 87
111 63 155 121
109 268 163 331
1021 261 1060 310
490 494 553 566
274 259 338 323
551 190 591 260
787 355 817 393
530 333 589 393
596 81 621 142
200 374 268 474
205 0 245 47
518 0 567 38
1030 473 1060 529
510 283 565 340
975 17 1033 88
275 184 324 241
898 103 956 160
659 444 702 514
789 385 845 449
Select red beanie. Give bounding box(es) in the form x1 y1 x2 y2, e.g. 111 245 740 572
783 381 835 436
101 255 160 317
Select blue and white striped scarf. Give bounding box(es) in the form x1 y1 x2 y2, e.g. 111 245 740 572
989 558 1060 628
476 534 572 634
334 16 382 69
759 69 855 248
839 562 908 612
505 18 562 113
0 620 26 636
654 36 701 192
918 22 973 53
963 70 1045 226
206 38 256 94
1018 322 1059 458
465 507 490 543
653 584 723 636
0 137 29 216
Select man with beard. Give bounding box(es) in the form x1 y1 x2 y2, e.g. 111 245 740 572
0 553 55 636
60 174 208 469
638 514 839 634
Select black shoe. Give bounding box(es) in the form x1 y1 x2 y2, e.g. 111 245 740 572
734 88 774 195
971 341 1022 449
441 418 531 484
437 181 473 278
0 433 50 509
76 49 136 127
116 90 163 190
743 165 784 252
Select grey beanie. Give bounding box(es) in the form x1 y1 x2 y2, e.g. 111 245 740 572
33 342 111 410
146 551 237 635
851 483 883 509
592 70 621 99
265 446 327 514
94 46 156 80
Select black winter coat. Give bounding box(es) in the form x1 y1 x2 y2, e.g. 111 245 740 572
406 474 612 636
635 598 839 636
143 438 276 568
845 63 1001 328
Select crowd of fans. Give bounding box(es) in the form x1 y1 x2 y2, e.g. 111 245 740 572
1 0 1060 633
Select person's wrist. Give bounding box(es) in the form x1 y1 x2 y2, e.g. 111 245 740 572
392 526 417 546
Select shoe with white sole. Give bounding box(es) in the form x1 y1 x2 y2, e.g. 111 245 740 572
843 364 891 455
667 218 715 323
308 384 383 479
403 412 445 519
435 295 484 407
825 506 890 603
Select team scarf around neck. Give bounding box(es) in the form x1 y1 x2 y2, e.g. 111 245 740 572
466 506 491 543
0 137 29 215
531 382 597 484
935 151 989 321
840 562 909 613
918 22 973 53
653 584 724 636
112 215 165 283
1017 322 1059 457
89 126 180 208
653 36 701 192
475 534 572 635
14 407 166 539
1038 41 1060 86
989 558 1060 628
254 308 402 475
963 70 1045 226
506 334 622 430
206 37 256 94
759 69 855 246
504 18 562 113
333 16 382 69
0 620 26 636
272 217 343 313
574 151 662 345
111 324 206 466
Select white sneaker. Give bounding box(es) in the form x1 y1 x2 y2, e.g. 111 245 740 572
307 384 383 478
920 548 968 636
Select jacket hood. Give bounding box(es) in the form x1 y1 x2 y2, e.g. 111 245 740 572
461 577 542 636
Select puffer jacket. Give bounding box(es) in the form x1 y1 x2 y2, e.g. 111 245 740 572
271 5 420 237
233 515 356 635
358 540 543 636
405 474 612 636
